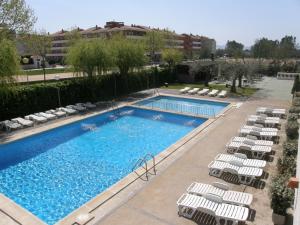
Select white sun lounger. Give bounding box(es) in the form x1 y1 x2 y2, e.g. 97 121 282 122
242 125 278 132
25 114 47 123
218 90 227 98
81 102 96 109
58 107 77 115
215 153 266 168
46 109 67 117
179 87 191 94
0 120 23 131
188 88 200 94
208 160 263 185
208 89 219 97
231 136 273 146
36 112 57 120
239 129 278 142
187 182 253 206
198 88 210 95
256 107 286 118
177 193 249 225
226 141 272 159
12 117 34 127
247 116 280 128
67 105 87 112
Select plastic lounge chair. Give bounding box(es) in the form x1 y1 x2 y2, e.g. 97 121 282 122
256 107 286 118
25 114 47 123
215 153 266 168
208 89 219 97
188 88 200 94
0 120 23 132
179 87 191 94
11 117 34 127
239 128 278 142
36 112 57 120
46 109 67 117
217 90 227 98
242 125 278 132
58 107 77 115
226 141 272 159
247 116 280 128
67 105 86 112
177 193 249 225
208 160 263 185
83 102 96 109
231 136 273 146
187 182 253 206
198 88 209 95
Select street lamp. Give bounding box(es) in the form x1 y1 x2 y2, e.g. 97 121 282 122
55 75 61 107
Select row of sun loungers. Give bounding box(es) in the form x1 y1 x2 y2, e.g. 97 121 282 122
180 87 227 98
177 106 286 224
0 102 97 132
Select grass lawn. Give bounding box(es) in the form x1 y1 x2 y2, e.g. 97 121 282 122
160 83 257 97
19 68 73 76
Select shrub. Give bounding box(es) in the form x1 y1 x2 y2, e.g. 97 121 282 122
289 106 300 114
0 69 175 120
283 141 298 157
270 175 294 216
286 120 299 139
292 97 300 106
278 156 297 176
287 113 298 121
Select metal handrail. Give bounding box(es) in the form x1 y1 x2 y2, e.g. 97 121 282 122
143 100 216 118
132 153 157 181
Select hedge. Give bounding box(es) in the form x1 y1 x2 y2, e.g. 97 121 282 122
0 69 175 121
286 120 299 140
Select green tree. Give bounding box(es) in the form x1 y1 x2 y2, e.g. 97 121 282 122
199 39 214 59
225 40 244 58
251 38 278 59
0 39 19 87
0 0 36 38
161 48 183 71
67 39 113 77
278 36 297 59
22 30 52 81
144 30 165 63
291 75 300 95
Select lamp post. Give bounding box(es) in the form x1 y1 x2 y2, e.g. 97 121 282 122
55 75 61 107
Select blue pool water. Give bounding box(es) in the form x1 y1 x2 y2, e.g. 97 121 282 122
0 107 206 225
135 96 229 117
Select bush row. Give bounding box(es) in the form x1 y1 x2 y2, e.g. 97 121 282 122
271 101 299 216
0 69 174 121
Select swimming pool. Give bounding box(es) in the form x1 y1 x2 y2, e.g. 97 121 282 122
0 106 206 225
135 96 229 117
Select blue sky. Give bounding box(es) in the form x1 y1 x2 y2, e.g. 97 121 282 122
27 0 300 47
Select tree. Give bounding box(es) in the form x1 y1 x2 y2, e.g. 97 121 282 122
199 39 214 59
0 39 19 87
67 39 113 77
161 48 183 71
278 36 297 59
0 0 36 38
251 38 278 59
22 30 52 81
144 30 165 63
291 75 300 95
225 40 244 58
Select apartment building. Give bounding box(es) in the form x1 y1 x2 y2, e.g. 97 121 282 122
47 21 216 64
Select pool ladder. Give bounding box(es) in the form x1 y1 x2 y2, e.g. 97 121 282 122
110 100 120 114
132 153 157 181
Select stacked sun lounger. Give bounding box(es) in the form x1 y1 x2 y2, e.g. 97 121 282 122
247 115 281 128
179 87 191 94
177 192 249 225
0 102 98 132
256 107 286 118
